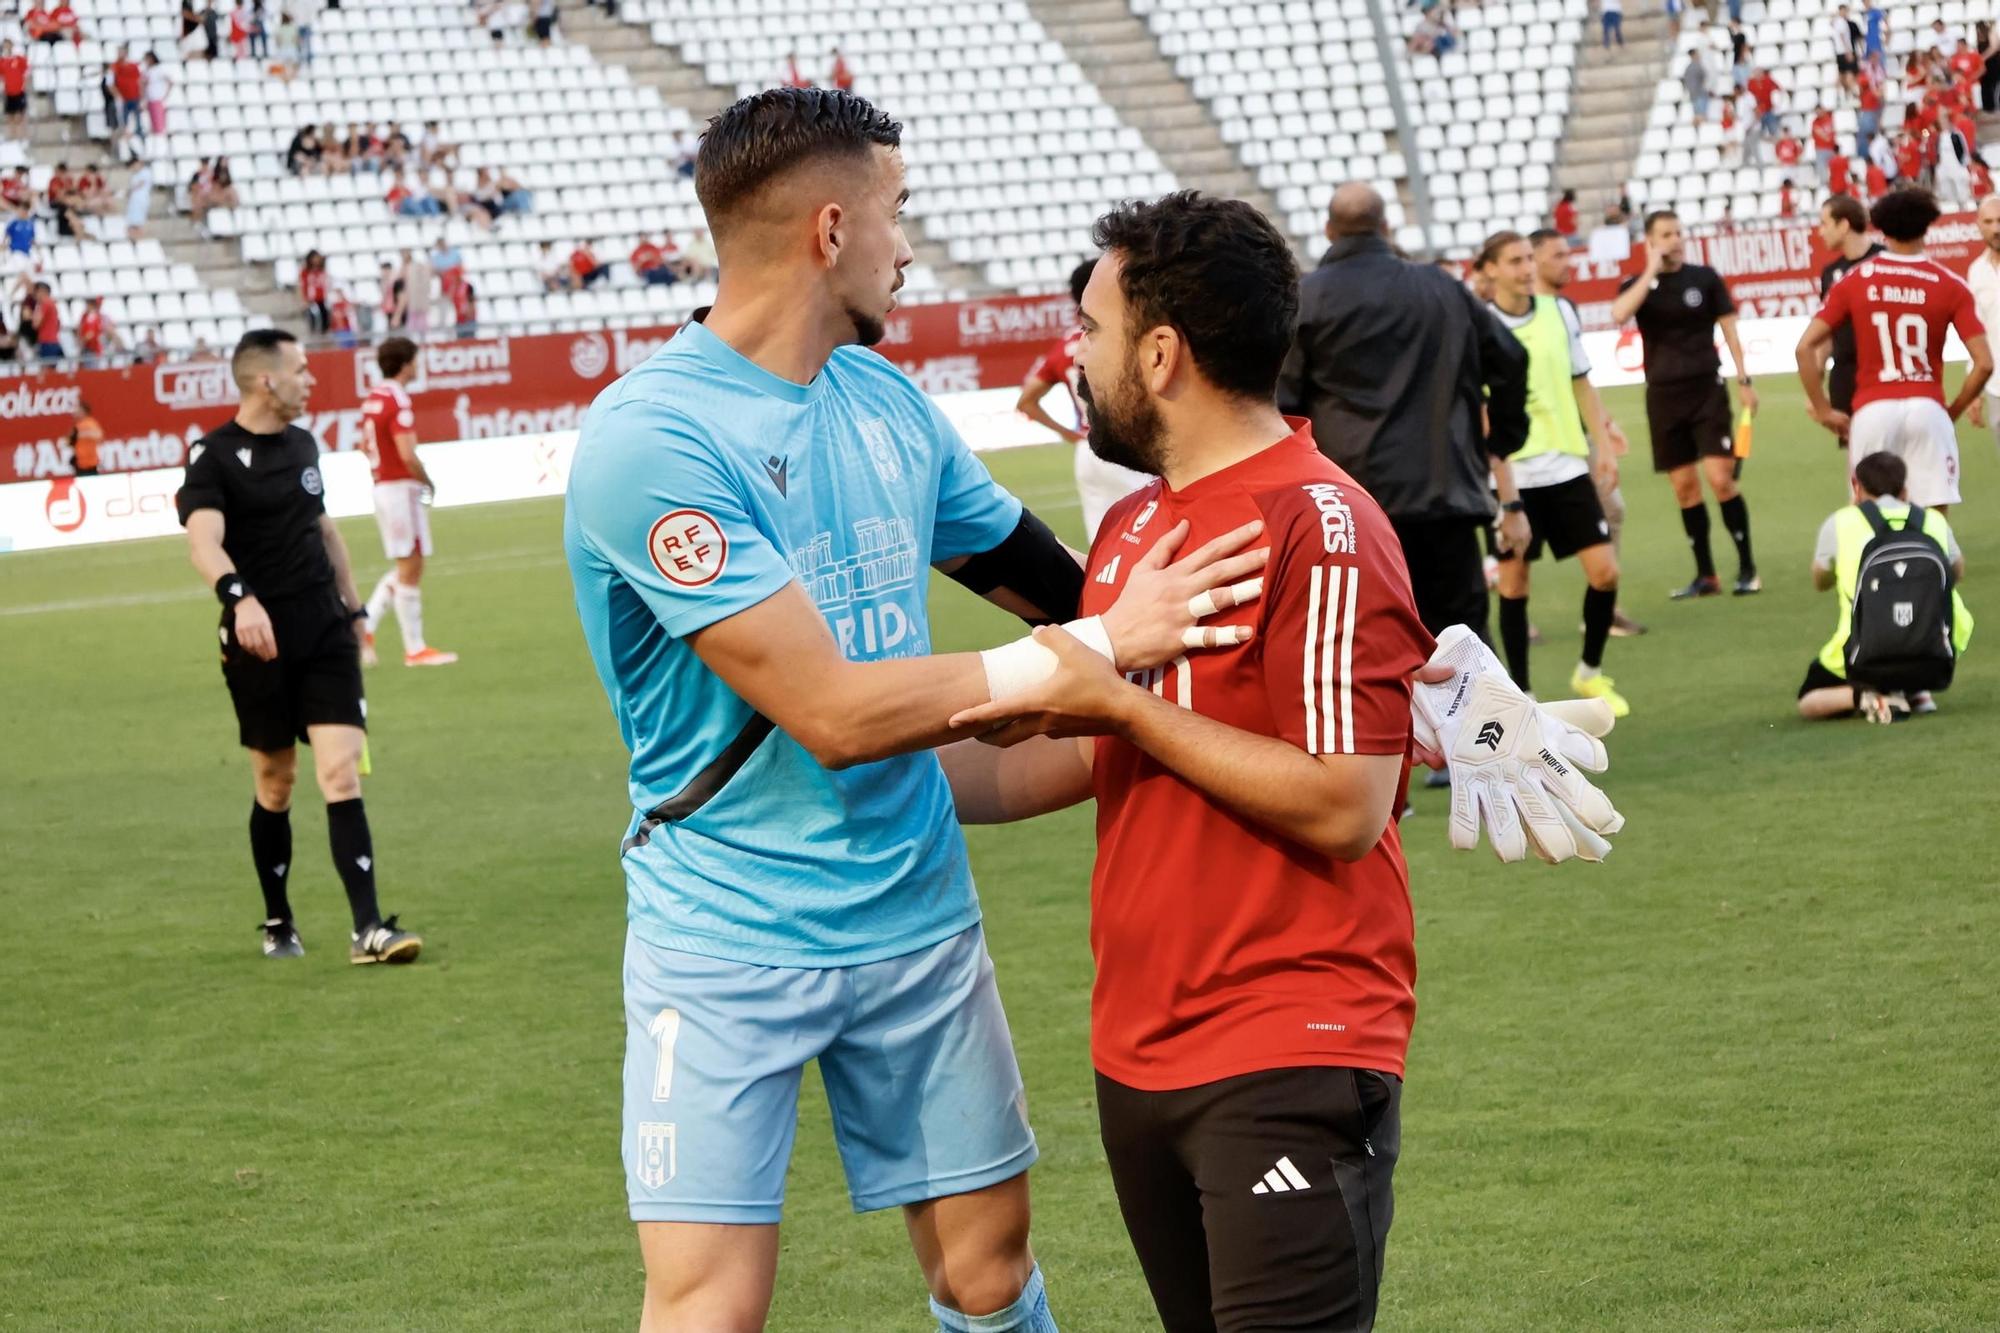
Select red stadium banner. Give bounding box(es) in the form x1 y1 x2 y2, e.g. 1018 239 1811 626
1562 209 1986 332
0 291 1081 484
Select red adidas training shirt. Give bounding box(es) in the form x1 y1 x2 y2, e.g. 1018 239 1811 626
1079 419 1432 1090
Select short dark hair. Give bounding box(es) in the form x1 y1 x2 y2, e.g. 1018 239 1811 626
1854 450 1907 498
231 328 298 383
1869 186 1941 242
1476 229 1527 268
1527 228 1564 248
1644 209 1679 235
1068 257 1097 306
695 87 901 225
378 336 419 378
1089 191 1299 401
1823 194 1869 231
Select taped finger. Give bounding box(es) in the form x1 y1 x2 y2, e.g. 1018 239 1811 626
1182 624 1255 649
1188 578 1264 618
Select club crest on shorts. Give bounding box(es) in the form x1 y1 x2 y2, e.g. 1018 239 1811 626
636 1122 676 1189
648 509 728 588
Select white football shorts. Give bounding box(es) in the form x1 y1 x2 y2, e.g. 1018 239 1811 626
373 480 433 559
1847 397 1961 507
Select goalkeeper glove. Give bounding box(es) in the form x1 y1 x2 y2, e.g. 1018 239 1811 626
1411 625 1625 864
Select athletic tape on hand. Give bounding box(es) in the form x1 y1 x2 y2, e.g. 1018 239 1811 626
1187 578 1264 619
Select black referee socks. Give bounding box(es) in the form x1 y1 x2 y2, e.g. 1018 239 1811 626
1582 585 1618 670
249 802 293 923
325 798 383 934
1680 503 1717 579
1718 495 1754 574
1497 595 1531 692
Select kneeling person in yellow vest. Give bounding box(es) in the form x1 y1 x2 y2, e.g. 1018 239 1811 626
1478 230 1630 716
1800 452 1973 722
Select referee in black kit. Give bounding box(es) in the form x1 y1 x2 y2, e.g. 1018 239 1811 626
1278 182 1531 645
1610 209 1761 598
1817 194 1882 438
175 329 422 966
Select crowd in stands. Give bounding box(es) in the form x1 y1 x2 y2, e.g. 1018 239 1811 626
1668 3 2000 220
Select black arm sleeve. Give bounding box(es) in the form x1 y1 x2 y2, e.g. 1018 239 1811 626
942 507 1083 624
1472 295 1531 458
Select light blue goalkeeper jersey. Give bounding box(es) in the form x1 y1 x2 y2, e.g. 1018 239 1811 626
563 321 1022 967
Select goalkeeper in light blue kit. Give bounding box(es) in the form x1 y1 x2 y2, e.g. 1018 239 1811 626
562 88 1272 1333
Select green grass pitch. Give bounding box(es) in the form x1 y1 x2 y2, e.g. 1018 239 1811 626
4 379 1998 1330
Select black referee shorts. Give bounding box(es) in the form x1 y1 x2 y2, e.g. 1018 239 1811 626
1499 473 1612 562
1645 376 1735 472
1097 1066 1402 1333
219 591 366 752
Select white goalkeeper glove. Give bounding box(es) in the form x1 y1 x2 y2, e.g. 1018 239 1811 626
1411 625 1626 864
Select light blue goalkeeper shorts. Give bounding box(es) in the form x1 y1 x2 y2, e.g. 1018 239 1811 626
621 923 1038 1223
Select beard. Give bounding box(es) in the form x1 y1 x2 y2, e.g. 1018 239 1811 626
1078 364 1164 476
845 300 886 348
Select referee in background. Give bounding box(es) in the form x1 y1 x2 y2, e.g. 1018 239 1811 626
175 329 422 966
1817 194 1882 438
1278 182 1531 646
1610 209 1761 598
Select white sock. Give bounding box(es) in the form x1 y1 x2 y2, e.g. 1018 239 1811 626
392 581 426 653
363 570 397 635
1575 662 1601 681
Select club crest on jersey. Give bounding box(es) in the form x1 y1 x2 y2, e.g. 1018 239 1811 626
301 466 323 495
649 509 728 588
1130 499 1158 534
1303 482 1354 554
635 1122 676 1189
855 417 903 485
1683 288 1704 308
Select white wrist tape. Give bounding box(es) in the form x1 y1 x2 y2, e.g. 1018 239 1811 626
979 615 1114 701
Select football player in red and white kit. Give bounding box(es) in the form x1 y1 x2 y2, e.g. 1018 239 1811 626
1799 186 1993 512
358 336 457 666
949 195 1433 1332
1017 258 1152 542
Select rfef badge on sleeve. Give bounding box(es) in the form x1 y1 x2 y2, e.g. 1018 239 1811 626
648 509 728 588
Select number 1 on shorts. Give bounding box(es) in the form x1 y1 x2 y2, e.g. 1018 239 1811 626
649 1008 681 1102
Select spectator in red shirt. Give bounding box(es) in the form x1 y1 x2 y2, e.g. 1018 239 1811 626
1866 158 1889 197
49 3 80 43
569 240 611 289
111 47 144 142
630 233 675 286
450 276 476 338
1975 158 1994 197
781 51 808 88
77 294 119 364
1811 105 1838 179
299 247 330 332
1895 132 1923 182
0 165 29 208
1746 67 1782 134
328 285 357 348
22 6 59 45
1552 187 1578 238
25 280 61 360
1857 64 1883 159
1 41 28 141
1779 177 1798 216
1949 38 1983 85
829 46 853 91
1828 155 1851 196
1774 132 1803 168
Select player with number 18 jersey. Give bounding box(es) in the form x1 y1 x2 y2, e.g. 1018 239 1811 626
1816 251 1984 506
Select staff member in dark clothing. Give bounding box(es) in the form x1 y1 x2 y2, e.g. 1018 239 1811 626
1611 209 1762 598
176 329 423 966
1817 193 1883 437
1278 182 1532 646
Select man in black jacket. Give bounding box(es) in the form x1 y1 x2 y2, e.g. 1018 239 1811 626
1278 183 1531 644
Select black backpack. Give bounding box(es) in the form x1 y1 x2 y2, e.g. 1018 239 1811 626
1845 501 1957 693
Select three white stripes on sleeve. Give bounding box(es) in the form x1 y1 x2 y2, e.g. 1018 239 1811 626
1301 565 1358 755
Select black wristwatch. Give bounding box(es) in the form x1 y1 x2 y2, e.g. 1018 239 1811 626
1737 375 1754 387
347 606 368 622
1501 500 1526 514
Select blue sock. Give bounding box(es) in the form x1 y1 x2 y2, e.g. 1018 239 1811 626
930 1262 1057 1333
